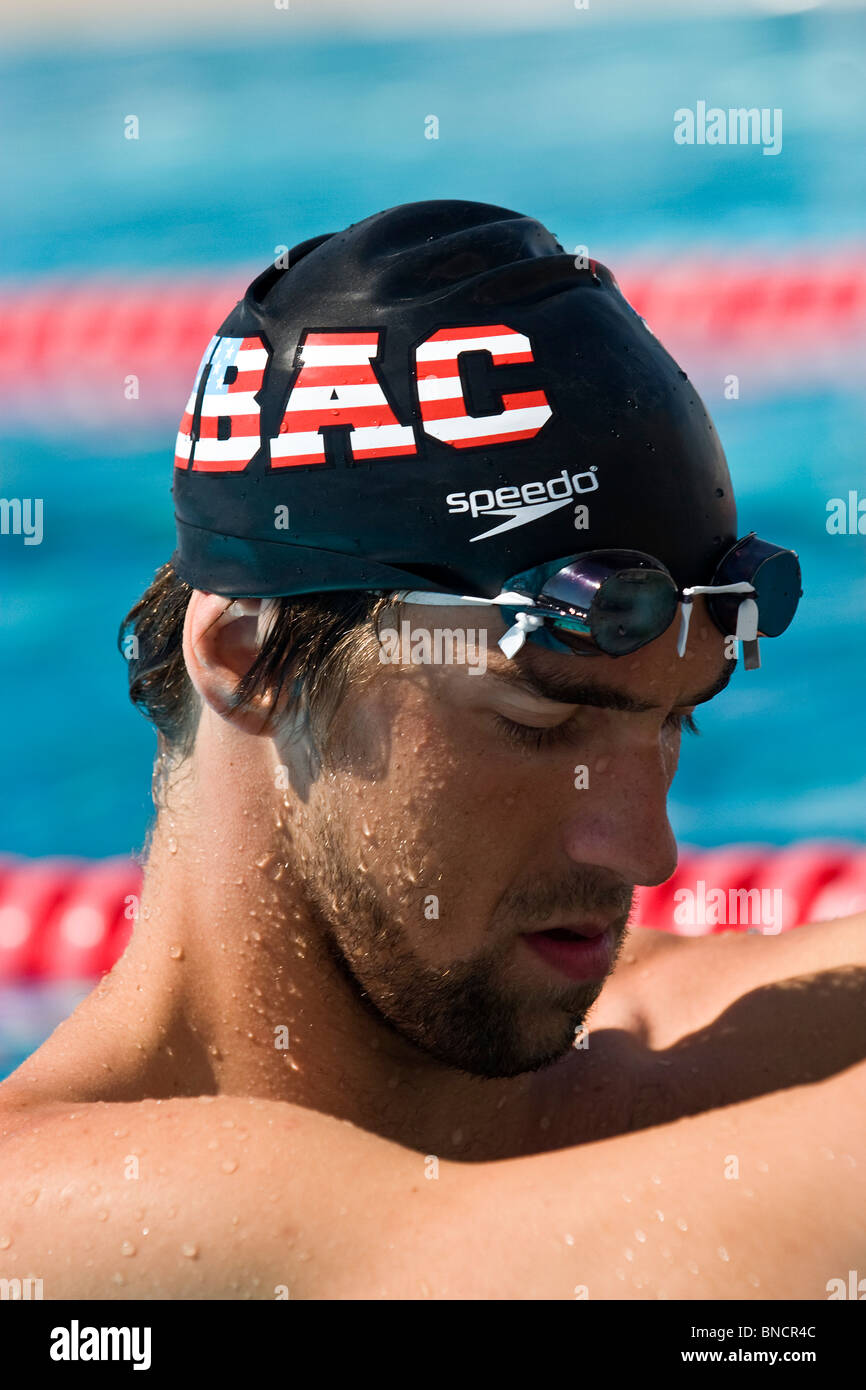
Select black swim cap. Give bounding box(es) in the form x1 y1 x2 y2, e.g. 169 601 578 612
172 199 736 598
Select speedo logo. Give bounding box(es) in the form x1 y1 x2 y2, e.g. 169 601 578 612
446 467 599 541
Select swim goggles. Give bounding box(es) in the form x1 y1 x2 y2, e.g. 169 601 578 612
395 533 801 670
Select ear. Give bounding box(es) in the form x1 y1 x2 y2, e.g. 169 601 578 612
182 591 276 734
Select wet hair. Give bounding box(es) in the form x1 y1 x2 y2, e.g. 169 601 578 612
119 562 396 794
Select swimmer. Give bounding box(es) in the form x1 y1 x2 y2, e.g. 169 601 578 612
1 200 863 1300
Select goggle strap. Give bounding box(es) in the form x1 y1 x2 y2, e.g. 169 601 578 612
395 589 536 610
735 597 759 643
736 596 761 670
499 612 546 658
676 602 693 658
743 639 761 671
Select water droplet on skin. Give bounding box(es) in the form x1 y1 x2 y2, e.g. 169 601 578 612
624 1248 634 1262
756 1159 769 1173
635 1229 647 1243
181 1243 199 1259
819 1147 835 1161
650 1174 662 1185
747 1272 760 1287
655 1210 665 1222
113 1271 126 1285
615 1268 626 1281
169 944 184 960
97 1210 109 1222
717 1246 730 1262
22 1190 39 1206
207 1139 219 1151
0 1235 12 1249
564 1233 575 1246
121 1241 137 1257
675 1217 688 1231
221 1159 239 1174
621 1193 632 1203
167 837 178 854
687 1260 699 1275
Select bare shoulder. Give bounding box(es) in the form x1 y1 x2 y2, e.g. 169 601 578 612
453 1058 866 1300
620 909 866 971
0 1091 427 1300
607 911 866 1047
1 1062 863 1300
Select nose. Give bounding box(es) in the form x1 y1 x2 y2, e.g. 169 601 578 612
558 739 679 888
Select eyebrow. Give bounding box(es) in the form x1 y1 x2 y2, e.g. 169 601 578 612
490 658 736 713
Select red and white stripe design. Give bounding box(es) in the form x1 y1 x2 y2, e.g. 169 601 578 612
416 323 552 448
270 330 417 468
174 334 268 472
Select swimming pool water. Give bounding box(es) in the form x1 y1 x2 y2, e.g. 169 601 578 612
1 13 864 863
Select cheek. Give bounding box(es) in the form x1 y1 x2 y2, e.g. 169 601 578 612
314 694 524 944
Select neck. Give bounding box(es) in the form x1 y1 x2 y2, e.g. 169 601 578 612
98 727 542 1161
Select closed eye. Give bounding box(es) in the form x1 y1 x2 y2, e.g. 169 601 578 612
493 707 701 751
492 712 583 751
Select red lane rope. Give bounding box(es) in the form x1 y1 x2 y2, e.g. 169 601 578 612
0 257 864 423
1 846 865 981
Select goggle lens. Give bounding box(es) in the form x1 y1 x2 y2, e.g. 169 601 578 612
533 552 679 655
707 536 802 639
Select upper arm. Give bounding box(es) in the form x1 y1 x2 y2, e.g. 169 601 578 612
0 1094 419 1300
603 911 866 1049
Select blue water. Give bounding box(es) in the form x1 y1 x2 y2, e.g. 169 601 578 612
0 983 91 1084
1 11 865 866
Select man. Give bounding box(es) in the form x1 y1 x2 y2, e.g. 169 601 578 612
1 201 863 1300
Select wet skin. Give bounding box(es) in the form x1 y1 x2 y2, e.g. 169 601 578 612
0 596 863 1298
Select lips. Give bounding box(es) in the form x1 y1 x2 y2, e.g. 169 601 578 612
527 921 609 941
520 923 615 981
